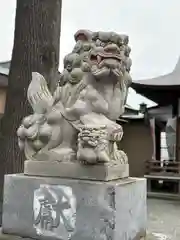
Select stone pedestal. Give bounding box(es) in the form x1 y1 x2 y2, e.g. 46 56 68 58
2 174 147 240
24 161 129 181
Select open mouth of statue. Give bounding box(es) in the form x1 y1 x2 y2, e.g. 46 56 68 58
90 52 121 65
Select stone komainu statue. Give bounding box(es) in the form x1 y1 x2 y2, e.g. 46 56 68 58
17 30 132 176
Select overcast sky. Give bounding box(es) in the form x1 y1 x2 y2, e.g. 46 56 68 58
1 0 180 109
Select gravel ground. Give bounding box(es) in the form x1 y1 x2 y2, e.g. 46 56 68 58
147 198 180 239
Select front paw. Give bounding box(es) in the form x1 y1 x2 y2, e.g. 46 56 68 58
77 148 97 165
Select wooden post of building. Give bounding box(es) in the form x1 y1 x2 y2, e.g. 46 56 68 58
174 99 180 193
172 99 178 162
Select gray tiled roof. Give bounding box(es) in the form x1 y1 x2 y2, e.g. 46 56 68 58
0 61 10 76
0 61 10 87
0 66 9 76
132 56 180 86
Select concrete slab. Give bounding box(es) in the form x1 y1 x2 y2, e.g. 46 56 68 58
2 175 146 240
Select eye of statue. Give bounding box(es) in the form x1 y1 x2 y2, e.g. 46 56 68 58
96 39 101 46
96 39 106 47
100 42 105 47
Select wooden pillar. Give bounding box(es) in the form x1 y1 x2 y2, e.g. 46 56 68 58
155 121 161 160
172 99 180 193
173 99 179 162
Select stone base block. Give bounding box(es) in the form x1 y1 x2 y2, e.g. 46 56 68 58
24 160 129 181
2 174 147 240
